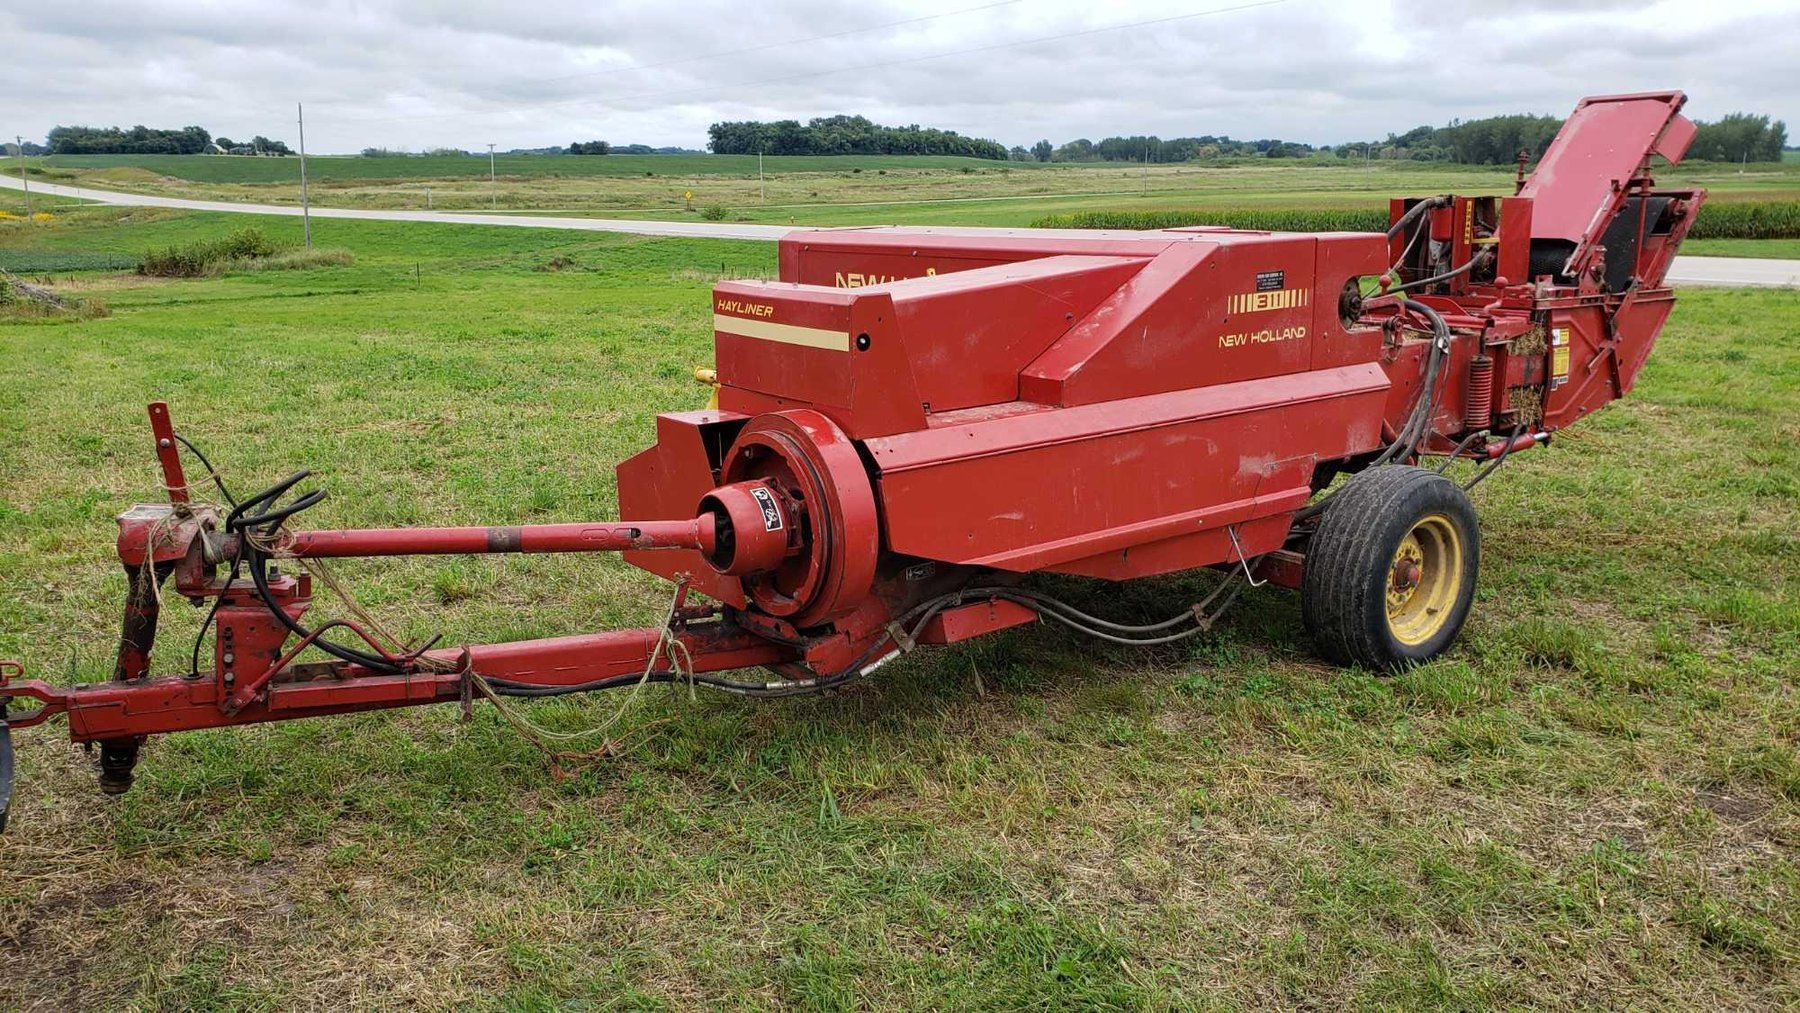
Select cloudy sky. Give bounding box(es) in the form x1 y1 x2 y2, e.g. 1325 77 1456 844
5 0 1796 154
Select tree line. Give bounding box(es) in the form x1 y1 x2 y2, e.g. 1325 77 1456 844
708 115 1008 159
47 125 214 155
43 125 294 155
1329 112 1787 165
1018 111 1787 167
354 142 703 157
1015 133 1313 163
25 111 1790 165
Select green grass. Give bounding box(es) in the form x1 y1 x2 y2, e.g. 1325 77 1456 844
0 250 141 272
24 153 1800 224
34 151 1024 183
0 210 1795 1008
1030 201 1800 240
1683 238 1800 259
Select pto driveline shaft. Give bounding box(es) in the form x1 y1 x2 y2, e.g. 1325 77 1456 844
280 516 715 558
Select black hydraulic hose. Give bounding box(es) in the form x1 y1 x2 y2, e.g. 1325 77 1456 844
1387 220 1428 275
1295 298 1453 525
984 586 1201 635
1386 195 1450 239
1388 249 1488 295
990 591 1227 646
189 552 241 679
226 475 405 673
1464 425 1528 491
1435 430 1488 473
235 489 329 534
484 580 1235 701
489 601 942 701
226 470 311 531
1370 299 1449 468
172 432 237 507
181 453 396 676
486 669 857 700
243 536 404 673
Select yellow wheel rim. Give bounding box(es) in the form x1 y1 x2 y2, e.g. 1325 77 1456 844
1385 513 1463 646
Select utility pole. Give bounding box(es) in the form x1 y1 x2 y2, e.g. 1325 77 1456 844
758 149 765 203
487 143 497 209
297 104 312 249
14 136 30 217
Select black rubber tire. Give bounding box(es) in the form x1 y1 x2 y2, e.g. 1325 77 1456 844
1301 465 1479 672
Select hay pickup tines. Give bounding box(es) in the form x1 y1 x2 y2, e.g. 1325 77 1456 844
0 92 1706 829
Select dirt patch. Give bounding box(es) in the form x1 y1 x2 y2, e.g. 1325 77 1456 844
1697 785 1773 827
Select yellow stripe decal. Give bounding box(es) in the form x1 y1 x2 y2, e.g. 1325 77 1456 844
713 314 849 351
1228 288 1311 314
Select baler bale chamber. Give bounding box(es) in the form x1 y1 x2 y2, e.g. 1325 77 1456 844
0 92 1706 828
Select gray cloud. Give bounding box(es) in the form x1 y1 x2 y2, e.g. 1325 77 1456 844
3 0 1794 153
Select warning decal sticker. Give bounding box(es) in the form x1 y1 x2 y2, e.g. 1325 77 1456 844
750 486 784 532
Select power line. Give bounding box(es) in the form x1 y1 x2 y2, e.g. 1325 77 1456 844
330 0 1290 128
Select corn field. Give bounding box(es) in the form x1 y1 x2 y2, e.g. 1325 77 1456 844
1032 200 1800 240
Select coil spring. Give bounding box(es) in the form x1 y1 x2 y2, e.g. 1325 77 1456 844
1466 355 1495 432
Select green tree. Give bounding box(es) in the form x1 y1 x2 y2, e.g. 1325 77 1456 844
1690 113 1787 162
706 116 1006 159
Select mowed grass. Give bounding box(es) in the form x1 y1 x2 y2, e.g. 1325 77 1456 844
1680 238 1800 259
33 151 1023 182
17 153 1800 225
0 210 1796 1009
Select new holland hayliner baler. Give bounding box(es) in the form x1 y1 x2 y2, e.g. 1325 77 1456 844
0 92 1706 828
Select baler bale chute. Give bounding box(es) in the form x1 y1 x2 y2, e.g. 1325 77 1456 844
0 92 1707 829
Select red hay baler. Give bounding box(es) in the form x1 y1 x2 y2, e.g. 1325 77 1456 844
0 92 1706 829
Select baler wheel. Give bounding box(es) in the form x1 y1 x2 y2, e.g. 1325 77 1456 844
1301 466 1479 672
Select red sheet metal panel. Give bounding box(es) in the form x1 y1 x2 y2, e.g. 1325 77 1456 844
780 227 1184 287
617 411 749 607
1540 291 1676 429
1494 196 1534 285
713 282 861 411
914 598 1039 645
716 256 1151 437
873 256 1150 413
1310 233 1389 371
865 363 1390 574
1520 91 1691 249
1022 235 1345 407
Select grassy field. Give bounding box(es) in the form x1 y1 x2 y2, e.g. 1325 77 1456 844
13 153 1800 225
0 209 1796 1008
1676 238 1800 259
31 151 1021 182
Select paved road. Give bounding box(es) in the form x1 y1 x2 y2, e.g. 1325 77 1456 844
5 174 1795 286
1662 255 1800 288
1 174 792 241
